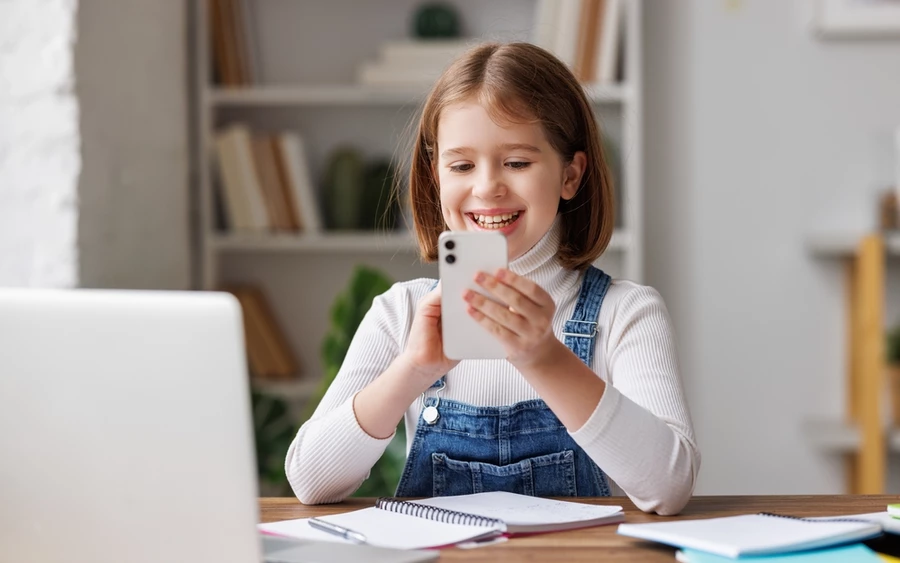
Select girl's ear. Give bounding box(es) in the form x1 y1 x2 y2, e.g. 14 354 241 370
561 151 587 201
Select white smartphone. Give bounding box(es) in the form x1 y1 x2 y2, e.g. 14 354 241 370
438 231 509 360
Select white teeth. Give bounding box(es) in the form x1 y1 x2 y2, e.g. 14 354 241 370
472 212 519 228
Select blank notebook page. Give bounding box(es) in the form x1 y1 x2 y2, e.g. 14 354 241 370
259 507 500 550
617 514 881 558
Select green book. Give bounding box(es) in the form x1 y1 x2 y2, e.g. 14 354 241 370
889 504 900 520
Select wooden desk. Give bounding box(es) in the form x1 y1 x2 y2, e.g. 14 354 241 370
260 495 895 562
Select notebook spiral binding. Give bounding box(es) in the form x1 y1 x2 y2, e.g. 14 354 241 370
758 512 877 525
375 497 505 529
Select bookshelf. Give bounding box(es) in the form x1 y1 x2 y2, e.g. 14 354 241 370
191 0 646 409
209 83 634 107
803 231 900 493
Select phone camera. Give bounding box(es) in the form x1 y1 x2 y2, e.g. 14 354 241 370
445 254 456 264
444 240 455 250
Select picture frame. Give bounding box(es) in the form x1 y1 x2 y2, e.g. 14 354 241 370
814 0 900 38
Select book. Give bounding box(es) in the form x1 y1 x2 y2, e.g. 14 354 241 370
268 135 301 231
377 39 470 69
573 0 603 83
617 513 883 559
676 543 882 562
276 133 322 233
251 135 294 231
214 124 269 231
208 0 255 86
593 0 624 85
356 62 445 88
552 0 581 69
532 0 562 54
226 285 298 380
259 491 624 550
356 40 470 88
809 512 900 535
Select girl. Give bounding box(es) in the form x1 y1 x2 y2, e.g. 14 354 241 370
285 42 699 515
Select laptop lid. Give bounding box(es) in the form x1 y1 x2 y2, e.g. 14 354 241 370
0 288 261 563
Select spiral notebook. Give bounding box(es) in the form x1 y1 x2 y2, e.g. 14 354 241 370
617 512 883 558
259 491 624 550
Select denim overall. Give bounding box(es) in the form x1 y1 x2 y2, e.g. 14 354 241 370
394 266 613 498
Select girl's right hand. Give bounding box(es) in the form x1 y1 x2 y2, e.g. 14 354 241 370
400 286 459 388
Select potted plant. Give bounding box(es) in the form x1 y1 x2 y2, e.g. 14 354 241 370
304 265 408 496
252 390 297 496
888 324 900 428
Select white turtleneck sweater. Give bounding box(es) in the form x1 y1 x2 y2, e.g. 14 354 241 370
285 222 700 515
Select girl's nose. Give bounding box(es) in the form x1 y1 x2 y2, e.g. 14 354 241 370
471 164 507 200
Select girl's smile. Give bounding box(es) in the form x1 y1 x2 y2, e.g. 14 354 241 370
465 209 523 234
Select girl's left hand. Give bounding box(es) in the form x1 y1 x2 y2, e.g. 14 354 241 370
465 268 559 367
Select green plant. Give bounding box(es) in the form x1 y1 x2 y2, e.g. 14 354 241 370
887 324 900 366
252 390 297 496
304 265 407 497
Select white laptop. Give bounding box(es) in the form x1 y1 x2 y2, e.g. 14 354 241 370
0 288 436 563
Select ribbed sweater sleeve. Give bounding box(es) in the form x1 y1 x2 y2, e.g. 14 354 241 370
568 285 700 515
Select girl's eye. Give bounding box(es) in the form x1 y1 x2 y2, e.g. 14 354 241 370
449 163 473 173
506 161 531 170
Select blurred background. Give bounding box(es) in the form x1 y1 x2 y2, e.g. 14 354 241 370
1 0 898 498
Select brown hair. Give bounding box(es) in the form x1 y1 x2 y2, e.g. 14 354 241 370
405 42 615 271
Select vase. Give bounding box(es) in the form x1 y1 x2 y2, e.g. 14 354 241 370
323 147 364 230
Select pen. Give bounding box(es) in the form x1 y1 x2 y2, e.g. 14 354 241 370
308 517 368 544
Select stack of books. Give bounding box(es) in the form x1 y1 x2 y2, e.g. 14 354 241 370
532 0 625 84
208 0 257 87
225 285 298 382
356 39 471 88
213 124 321 234
617 509 900 562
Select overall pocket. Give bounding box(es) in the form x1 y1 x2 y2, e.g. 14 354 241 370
431 450 578 497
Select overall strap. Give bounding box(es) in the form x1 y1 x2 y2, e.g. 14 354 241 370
562 266 611 368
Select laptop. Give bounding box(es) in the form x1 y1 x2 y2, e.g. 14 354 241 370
0 288 436 563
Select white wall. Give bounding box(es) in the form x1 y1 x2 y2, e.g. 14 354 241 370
74 0 191 289
645 0 900 494
0 0 80 288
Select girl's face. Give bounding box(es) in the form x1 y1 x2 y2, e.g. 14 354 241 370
436 100 585 260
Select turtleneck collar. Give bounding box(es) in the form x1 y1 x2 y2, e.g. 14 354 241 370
510 215 561 275
509 215 580 296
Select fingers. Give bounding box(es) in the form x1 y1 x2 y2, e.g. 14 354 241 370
464 290 528 334
417 285 443 319
475 268 552 315
466 302 519 341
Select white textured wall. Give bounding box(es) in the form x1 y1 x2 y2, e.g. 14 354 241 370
0 0 81 288
75 0 190 289
645 0 900 494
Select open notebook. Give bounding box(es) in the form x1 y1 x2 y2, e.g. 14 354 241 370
617 513 883 558
260 492 624 550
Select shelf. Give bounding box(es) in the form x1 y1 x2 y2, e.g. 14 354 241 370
209 85 428 107
251 378 319 402
212 231 418 253
802 419 900 453
583 83 634 104
211 228 633 254
806 230 900 258
208 83 633 108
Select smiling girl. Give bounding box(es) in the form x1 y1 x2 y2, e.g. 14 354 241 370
285 42 699 515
